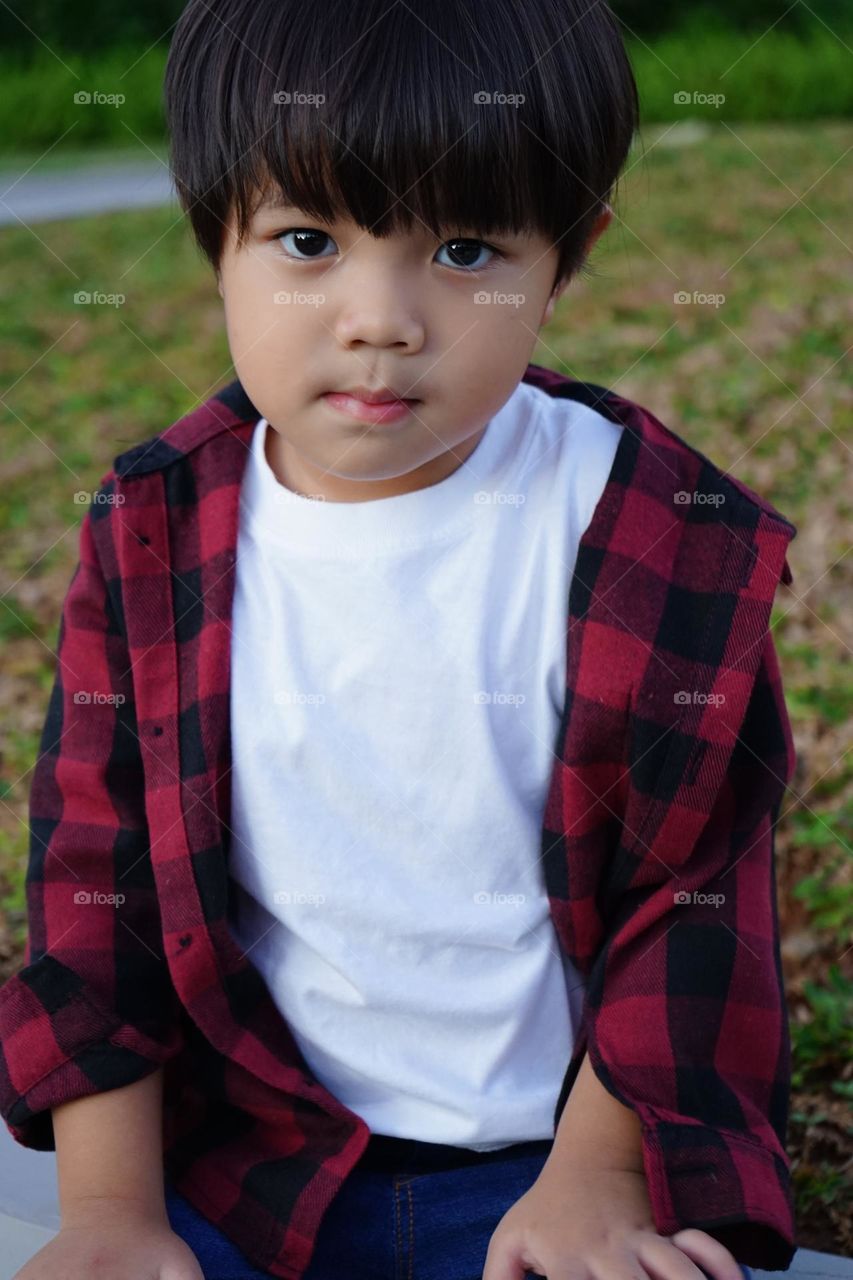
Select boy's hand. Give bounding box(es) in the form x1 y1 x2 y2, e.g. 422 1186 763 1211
11 1204 205 1280
482 1161 744 1280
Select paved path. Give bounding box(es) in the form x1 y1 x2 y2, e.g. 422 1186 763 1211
0 159 175 226
0 122 709 228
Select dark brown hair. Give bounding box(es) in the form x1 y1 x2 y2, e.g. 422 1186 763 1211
164 0 639 288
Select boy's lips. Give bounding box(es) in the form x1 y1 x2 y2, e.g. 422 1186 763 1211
321 384 421 426
329 384 419 404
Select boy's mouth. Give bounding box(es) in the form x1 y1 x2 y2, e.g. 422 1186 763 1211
322 386 421 426
330 383 419 404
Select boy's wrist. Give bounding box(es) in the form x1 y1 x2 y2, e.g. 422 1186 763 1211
52 1069 169 1230
548 1050 645 1174
546 1133 645 1175
61 1192 169 1230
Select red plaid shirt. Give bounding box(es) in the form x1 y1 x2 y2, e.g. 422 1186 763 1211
0 364 798 1275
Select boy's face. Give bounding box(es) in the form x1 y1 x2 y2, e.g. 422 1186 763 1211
216 196 612 502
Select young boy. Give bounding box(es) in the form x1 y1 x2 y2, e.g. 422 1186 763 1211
0 1 798 1278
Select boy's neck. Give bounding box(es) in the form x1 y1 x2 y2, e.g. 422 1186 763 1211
263 419 491 504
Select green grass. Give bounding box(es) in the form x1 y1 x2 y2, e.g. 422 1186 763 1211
791 967 853 1094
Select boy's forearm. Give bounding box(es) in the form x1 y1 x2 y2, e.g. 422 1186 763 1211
548 1050 644 1173
52 1064 168 1226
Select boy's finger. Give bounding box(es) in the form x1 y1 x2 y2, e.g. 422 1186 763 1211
482 1235 551 1280
666 1228 744 1280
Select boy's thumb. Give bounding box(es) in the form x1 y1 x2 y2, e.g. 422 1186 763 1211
482 1231 547 1280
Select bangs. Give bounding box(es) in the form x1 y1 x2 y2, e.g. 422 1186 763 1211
165 0 638 280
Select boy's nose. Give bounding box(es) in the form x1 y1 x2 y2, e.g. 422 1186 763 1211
331 287 426 352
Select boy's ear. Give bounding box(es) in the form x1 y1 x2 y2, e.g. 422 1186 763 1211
541 202 613 326
586 202 614 254
542 278 569 327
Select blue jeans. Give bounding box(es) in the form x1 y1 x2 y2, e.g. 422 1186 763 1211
164 1137 755 1280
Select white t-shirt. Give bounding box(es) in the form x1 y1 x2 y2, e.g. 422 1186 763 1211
227 379 623 1150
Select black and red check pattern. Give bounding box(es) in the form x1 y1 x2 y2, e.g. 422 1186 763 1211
0 364 798 1275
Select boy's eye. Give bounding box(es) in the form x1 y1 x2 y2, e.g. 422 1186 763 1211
274 228 500 271
276 228 336 259
434 239 498 271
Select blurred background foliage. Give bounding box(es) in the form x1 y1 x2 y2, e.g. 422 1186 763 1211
0 0 850 47
0 0 852 154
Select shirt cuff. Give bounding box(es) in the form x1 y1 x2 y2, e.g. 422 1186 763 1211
0 953 185 1151
640 1112 797 1270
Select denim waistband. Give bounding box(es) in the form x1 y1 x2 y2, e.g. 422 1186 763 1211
357 1133 553 1175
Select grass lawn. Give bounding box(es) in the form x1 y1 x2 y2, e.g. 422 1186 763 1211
0 118 851 1251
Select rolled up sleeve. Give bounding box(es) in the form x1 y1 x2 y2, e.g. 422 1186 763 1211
0 499 185 1150
578 626 798 1269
